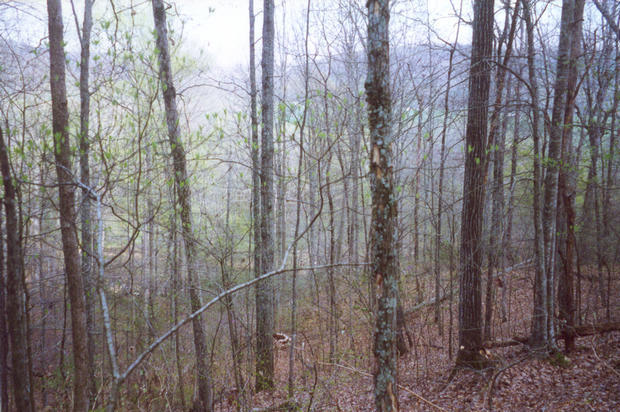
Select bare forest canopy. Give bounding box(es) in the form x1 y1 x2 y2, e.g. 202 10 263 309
0 0 618 411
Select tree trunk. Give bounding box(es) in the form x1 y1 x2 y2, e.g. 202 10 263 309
557 0 585 353
256 0 276 392
0 126 34 412
524 0 548 351
366 1 399 410
542 0 577 352
77 0 97 401
151 1 213 409
249 0 262 340
47 1 90 409
456 0 494 369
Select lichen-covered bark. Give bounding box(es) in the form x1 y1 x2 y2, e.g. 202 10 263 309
47 1 90 409
366 1 399 410
0 127 33 412
457 0 494 368
256 0 276 392
151 0 213 409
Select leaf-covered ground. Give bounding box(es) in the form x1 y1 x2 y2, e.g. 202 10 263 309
235 270 620 411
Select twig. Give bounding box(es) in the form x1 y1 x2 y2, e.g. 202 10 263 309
486 355 529 411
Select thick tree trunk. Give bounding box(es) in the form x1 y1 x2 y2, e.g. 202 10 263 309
456 0 494 369
366 1 399 410
542 0 576 351
47 1 90 410
0 126 34 412
151 1 213 409
256 0 276 392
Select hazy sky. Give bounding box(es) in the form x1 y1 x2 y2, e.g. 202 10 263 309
5 0 472 71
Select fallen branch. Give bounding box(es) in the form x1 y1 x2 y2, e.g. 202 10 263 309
559 322 620 340
484 321 620 349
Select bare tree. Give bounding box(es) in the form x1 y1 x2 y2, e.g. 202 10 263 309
73 0 97 400
523 0 547 351
47 1 90 409
457 0 494 368
542 0 577 352
256 0 276 392
366 0 399 410
151 0 213 409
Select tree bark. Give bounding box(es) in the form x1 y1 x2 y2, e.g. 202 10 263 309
456 0 494 369
366 1 399 410
151 0 213 409
256 0 276 392
47 1 90 409
542 0 577 351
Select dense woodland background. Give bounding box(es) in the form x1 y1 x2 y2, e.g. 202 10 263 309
0 0 619 411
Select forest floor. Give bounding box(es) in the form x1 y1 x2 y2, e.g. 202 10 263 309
238 270 620 412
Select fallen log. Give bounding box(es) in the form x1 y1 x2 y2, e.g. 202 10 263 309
559 321 620 340
483 321 620 349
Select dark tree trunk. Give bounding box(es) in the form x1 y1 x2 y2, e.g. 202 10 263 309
256 0 276 392
151 0 213 409
366 1 399 410
47 1 90 409
456 0 494 369
0 126 34 412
